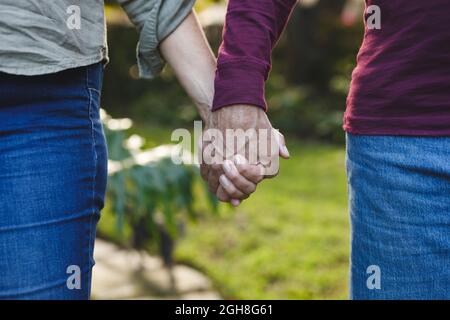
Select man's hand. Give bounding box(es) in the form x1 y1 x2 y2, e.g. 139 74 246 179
200 105 289 205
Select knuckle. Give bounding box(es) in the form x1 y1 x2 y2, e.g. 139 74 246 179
224 184 240 198
239 166 249 176
249 171 262 182
218 195 228 202
227 185 238 196
232 191 243 198
248 184 257 193
254 174 264 183
227 171 239 181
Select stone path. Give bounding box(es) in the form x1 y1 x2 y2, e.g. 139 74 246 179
91 239 222 300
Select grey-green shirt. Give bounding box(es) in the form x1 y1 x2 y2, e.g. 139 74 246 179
0 0 195 78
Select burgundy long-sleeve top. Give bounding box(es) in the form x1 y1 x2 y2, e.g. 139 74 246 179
213 0 450 136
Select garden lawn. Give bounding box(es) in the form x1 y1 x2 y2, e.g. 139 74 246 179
176 141 349 299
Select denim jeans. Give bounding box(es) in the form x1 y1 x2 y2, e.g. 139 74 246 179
347 133 450 299
0 63 107 299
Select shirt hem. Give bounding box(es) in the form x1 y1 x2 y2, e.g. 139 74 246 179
344 125 450 137
212 100 267 112
0 54 107 76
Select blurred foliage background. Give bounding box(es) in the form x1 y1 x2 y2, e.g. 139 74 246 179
98 0 365 299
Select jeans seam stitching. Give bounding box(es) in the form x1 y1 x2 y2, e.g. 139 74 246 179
86 68 97 298
88 87 101 95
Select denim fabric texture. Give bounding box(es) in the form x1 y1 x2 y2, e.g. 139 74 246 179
347 133 450 299
0 63 107 299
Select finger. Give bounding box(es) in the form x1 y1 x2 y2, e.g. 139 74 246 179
276 131 290 159
219 174 248 200
216 185 231 203
235 162 265 184
222 159 256 195
207 164 222 194
230 199 241 207
234 154 275 181
257 130 283 178
216 186 241 206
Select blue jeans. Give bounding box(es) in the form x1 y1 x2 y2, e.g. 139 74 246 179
347 133 450 299
0 63 107 299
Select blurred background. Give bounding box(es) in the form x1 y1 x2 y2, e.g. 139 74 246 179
94 0 365 300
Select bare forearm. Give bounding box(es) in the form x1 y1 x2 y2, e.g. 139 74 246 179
160 10 216 122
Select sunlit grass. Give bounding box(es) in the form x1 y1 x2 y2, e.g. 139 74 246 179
175 141 349 299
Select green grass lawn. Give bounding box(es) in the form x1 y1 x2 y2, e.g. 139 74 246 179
99 123 350 299
176 141 349 300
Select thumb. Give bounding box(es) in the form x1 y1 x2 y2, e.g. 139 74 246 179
276 131 290 159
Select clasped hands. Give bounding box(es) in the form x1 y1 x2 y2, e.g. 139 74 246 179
199 105 290 206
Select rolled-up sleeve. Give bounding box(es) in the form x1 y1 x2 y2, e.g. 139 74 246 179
118 0 196 79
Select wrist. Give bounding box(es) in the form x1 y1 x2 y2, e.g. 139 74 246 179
196 102 212 122
216 104 266 129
